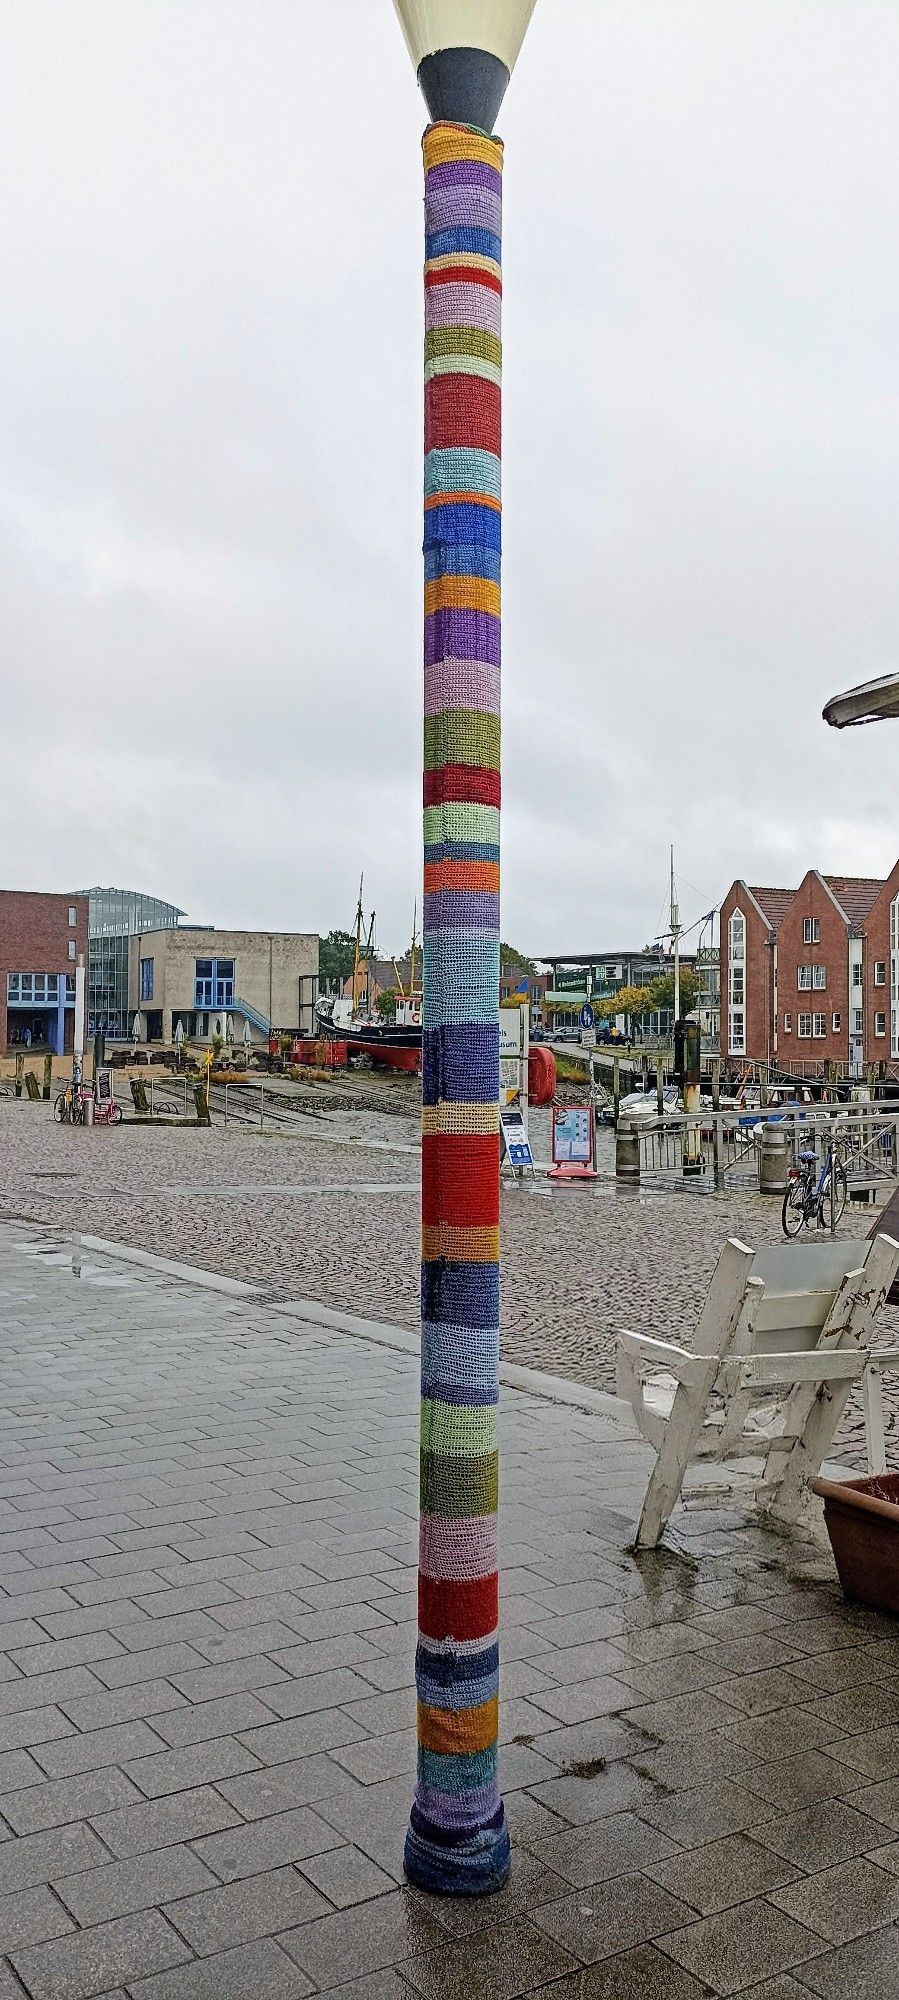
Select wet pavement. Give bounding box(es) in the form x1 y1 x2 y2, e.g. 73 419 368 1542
0 1223 897 1997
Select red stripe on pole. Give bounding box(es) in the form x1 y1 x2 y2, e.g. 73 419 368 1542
419 1571 499 1644
422 1134 501 1226
424 765 501 808
425 375 501 456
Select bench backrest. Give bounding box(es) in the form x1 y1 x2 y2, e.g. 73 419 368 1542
751 1241 872 1353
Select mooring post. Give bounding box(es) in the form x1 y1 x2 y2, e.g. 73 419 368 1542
613 1054 621 1128
42 1052 52 1101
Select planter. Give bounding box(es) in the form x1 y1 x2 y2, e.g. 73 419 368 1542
812 1473 899 1615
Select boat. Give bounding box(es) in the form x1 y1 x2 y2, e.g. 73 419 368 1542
316 881 422 1071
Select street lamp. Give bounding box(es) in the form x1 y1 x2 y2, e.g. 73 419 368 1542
823 672 899 729
391 0 537 1899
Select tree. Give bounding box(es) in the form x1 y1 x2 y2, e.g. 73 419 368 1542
375 988 399 1022
499 942 536 976
319 930 357 989
648 967 699 1017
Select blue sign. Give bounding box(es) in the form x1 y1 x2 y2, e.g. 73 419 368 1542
580 1003 595 1029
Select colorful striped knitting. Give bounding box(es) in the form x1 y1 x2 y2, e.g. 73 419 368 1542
404 121 509 1899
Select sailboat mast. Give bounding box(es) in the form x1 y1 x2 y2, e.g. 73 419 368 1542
670 846 681 1023
352 875 364 1012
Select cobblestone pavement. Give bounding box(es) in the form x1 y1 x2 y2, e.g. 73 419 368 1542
1 1102 898 1470
1 1224 899 1997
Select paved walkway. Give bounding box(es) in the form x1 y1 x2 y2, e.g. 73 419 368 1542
2 1102 896 1471
0 1222 898 1996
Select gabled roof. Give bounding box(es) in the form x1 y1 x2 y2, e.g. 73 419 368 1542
823 876 885 929
746 886 795 932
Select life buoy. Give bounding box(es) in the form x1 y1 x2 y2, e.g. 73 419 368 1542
528 1045 556 1106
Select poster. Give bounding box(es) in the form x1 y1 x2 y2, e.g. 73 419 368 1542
552 1106 593 1165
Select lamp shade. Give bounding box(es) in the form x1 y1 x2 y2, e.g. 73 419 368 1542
823 671 899 729
392 0 537 128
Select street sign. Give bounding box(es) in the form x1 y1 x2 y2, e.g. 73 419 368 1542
581 1028 596 1049
580 1003 595 1030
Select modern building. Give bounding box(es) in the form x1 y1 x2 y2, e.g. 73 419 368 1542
534 950 697 1039
128 927 319 1045
0 892 89 1052
84 887 185 1040
721 870 899 1074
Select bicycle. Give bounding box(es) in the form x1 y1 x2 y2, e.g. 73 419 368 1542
53 1084 83 1125
782 1142 848 1236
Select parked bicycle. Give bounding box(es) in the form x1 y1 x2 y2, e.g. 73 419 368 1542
53 1082 78 1124
782 1141 848 1236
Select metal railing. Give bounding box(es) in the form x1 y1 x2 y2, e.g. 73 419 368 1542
629 1103 899 1196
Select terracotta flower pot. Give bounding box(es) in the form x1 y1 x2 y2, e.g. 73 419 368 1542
812 1473 899 1616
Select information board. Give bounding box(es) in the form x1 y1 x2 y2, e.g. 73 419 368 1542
500 1106 534 1172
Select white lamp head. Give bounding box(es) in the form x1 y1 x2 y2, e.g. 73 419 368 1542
392 0 537 130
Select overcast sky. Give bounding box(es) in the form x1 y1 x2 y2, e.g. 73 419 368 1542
2 2 897 957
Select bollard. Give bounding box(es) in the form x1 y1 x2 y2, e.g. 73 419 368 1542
759 1121 790 1193
42 1052 52 1101
758 1062 769 1111
711 1058 722 1183
24 1072 41 1102
193 1082 211 1126
14 1052 23 1099
83 1093 94 1126
613 1055 620 1129
681 1016 703 1177
616 1116 640 1184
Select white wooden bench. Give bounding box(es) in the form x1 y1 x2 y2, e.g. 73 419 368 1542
616 1232 899 1549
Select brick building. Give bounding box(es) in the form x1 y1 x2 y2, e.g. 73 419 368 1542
721 869 899 1074
0 892 89 1053
720 883 794 1068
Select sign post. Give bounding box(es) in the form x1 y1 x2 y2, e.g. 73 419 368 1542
580 1001 596 1050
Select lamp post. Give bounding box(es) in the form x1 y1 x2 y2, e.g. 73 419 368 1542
391 0 537 1898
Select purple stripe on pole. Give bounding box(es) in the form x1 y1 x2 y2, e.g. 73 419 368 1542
424 659 501 716
423 890 500 933
424 610 500 668
425 285 502 338
420 1515 499 1579
427 189 503 237
415 1781 500 1829
425 159 503 198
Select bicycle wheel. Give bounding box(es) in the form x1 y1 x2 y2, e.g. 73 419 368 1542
53 1094 68 1124
782 1179 808 1238
820 1163 848 1228
110 1104 123 1125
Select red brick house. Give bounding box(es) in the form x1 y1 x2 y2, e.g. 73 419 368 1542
721 870 897 1073
0 892 89 1053
720 882 794 1066
859 861 899 1067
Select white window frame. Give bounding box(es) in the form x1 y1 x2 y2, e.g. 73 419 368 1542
798 1013 813 1039
68 906 77 927
875 1012 887 1038
813 965 826 989
803 917 820 945
854 1008 864 1034
798 965 812 990
784 1013 792 1034
813 1014 826 1038
728 910 746 1055
875 961 886 987
832 1012 841 1033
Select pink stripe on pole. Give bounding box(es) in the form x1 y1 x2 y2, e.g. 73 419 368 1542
424 659 501 717
419 1513 498 1581
425 284 502 339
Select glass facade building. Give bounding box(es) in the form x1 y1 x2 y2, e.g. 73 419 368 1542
84 888 184 1038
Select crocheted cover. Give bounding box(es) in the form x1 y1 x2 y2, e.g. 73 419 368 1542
404 121 509 1898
